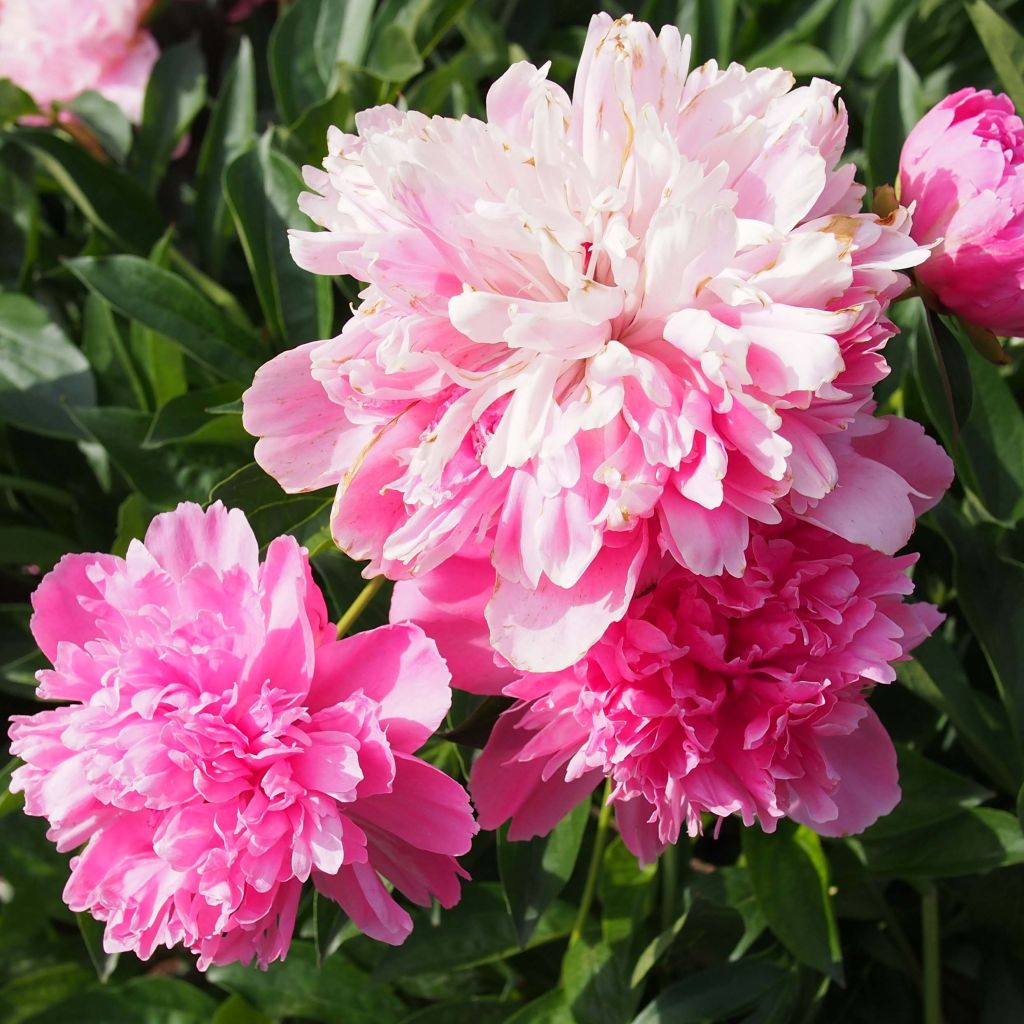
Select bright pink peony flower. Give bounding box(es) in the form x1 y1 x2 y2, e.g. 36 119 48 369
9 502 477 969
0 0 158 123
394 416 951 862
244 12 932 673
900 87 1024 337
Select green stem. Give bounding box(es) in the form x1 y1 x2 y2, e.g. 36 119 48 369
921 883 943 1024
336 576 385 639
569 780 613 946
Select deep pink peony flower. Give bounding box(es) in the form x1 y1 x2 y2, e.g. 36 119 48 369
245 13 933 673
8 502 477 969
900 87 1024 337
393 417 951 862
0 0 158 123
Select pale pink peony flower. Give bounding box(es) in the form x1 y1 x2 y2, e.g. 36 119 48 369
394 416 951 862
0 0 158 123
8 502 477 969
244 12 932 673
899 87 1024 337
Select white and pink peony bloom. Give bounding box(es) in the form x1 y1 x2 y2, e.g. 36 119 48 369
393 416 952 861
244 12 932 672
0 0 158 123
9 502 477 969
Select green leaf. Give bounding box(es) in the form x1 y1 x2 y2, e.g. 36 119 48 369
504 991 573 1024
373 884 575 981
224 134 333 346
11 129 162 252
966 0 1024 113
913 304 973 448
365 22 425 81
111 492 156 557
209 462 332 548
144 383 247 448
862 747 992 839
64 91 132 163
209 996 273 1024
400 999 519 1024
859 806 1024 876
865 55 922 190
499 798 588 947
196 38 257 273
743 823 843 981
898 634 1021 794
562 936 635 1024
599 837 657 954
269 0 374 123
0 964 96 1024
77 912 118 983
931 501 1024 751
0 78 37 124
630 960 784 1024
209 942 405 1023
17 977 217 1024
130 39 208 193
66 255 260 382
0 292 96 439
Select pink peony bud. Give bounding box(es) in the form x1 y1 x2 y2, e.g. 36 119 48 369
900 87 1024 337
8 501 477 969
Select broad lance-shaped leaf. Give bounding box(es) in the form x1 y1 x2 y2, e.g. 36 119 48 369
966 0 1024 113
225 134 333 348
196 37 257 274
66 256 260 382
742 822 843 982
269 0 374 124
0 292 95 440
130 39 207 193
499 800 589 947
10 129 162 252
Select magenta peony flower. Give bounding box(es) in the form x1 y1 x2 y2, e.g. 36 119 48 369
244 12 933 673
0 0 158 123
8 502 477 969
393 418 951 862
900 87 1024 337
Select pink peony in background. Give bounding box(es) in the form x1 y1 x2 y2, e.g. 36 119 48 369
0 0 158 123
900 87 1024 338
245 12 932 674
393 417 952 863
9 502 477 969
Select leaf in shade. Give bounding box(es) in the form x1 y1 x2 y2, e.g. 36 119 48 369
11 129 162 252
64 90 132 163
0 292 96 440
630 960 785 1024
66 256 260 382
966 0 1024 113
144 383 247 448
499 800 589 946
373 884 575 981
224 134 333 347
0 78 37 124
196 37 257 273
269 0 374 123
743 823 843 981
858 807 1024 877
130 39 207 193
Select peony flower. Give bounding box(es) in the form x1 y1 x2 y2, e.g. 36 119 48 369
900 87 1024 337
8 502 477 969
0 0 158 124
393 417 951 862
244 12 932 673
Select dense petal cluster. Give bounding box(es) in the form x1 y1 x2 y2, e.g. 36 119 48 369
9 502 476 968
245 12 931 672
0 0 158 123
900 87 1024 337
394 468 946 862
